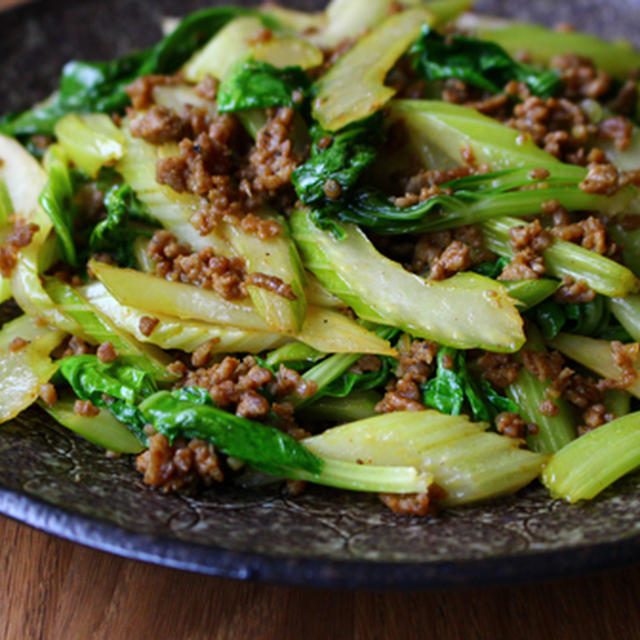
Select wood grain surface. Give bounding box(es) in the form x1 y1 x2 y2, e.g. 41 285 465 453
2 1 640 638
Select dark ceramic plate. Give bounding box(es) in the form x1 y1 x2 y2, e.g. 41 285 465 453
2 0 640 590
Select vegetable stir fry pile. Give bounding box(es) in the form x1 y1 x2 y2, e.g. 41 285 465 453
3 0 640 514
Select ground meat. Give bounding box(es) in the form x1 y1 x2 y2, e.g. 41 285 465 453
190 338 220 368
348 355 382 375
578 403 615 435
238 212 282 239
8 336 28 352
550 54 612 100
379 483 447 516
146 230 248 300
539 398 560 416
0 218 39 277
495 412 527 439
74 399 100 417
38 383 57 406
475 352 521 388
608 80 639 117
541 199 573 226
498 219 552 280
125 74 181 110
597 341 639 391
136 433 224 492
429 241 471 281
96 341 117 363
375 338 437 413
393 165 475 208
579 162 622 195
194 74 219 101
598 116 633 151
138 315 159 337
553 275 596 304
245 272 297 300
551 215 615 256
283 479 307 496
60 335 93 358
130 105 188 144
238 107 300 198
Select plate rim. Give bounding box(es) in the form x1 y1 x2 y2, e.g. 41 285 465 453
2 485 640 589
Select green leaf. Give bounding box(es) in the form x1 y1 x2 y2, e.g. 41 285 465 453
217 60 310 113
89 184 157 267
319 355 394 399
411 25 562 97
140 389 323 476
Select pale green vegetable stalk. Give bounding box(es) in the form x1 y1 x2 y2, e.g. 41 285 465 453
542 411 640 502
313 7 435 131
44 277 175 381
116 125 232 256
82 281 289 354
303 410 548 505
260 5 325 36
608 295 640 342
548 332 640 398
265 341 323 368
251 37 323 70
609 224 640 276
297 390 380 423
89 260 395 354
54 113 126 177
291 207 525 352
0 177 12 226
0 324 65 423
40 395 144 454
502 279 559 310
604 389 631 418
482 217 640 297
505 326 576 454
390 100 588 175
223 212 307 333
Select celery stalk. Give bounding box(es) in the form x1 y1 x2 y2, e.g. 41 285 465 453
40 395 144 454
542 411 640 502
303 410 548 505
0 177 12 226
604 389 631 418
482 217 640 297
297 390 380 423
54 113 126 178
608 295 640 342
502 279 559 310
506 327 576 454
313 8 435 131
291 207 525 352
265 341 324 367
548 332 640 398
609 224 640 276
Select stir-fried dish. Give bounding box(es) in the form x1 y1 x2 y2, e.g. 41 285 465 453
2 0 640 515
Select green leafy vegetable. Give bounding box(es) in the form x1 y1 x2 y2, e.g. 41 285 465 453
472 256 510 279
423 347 519 422
217 60 310 112
411 25 562 97
291 115 383 216
140 389 323 476
89 184 157 266
0 8 266 137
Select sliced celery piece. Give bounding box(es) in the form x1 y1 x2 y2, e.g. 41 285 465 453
506 326 576 454
542 411 640 502
151 84 218 115
44 278 175 381
482 217 640 297
0 313 53 350
54 113 126 178
608 295 640 342
313 7 435 131
549 332 640 398
183 16 265 82
0 327 65 423
260 5 326 35
82 281 288 354
502 279 559 310
291 207 525 352
252 37 323 70
297 390 380 423
266 341 323 367
40 395 144 454
303 410 547 505
604 389 631 418
609 224 640 277
474 22 640 81
390 99 587 175
0 177 12 226
116 125 232 256
305 272 345 309
223 213 307 333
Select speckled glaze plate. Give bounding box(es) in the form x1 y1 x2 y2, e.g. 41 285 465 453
2 0 640 590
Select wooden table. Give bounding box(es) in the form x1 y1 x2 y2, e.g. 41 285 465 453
2 0 640 637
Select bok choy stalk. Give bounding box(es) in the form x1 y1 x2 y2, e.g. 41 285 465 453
312 7 436 131
44 277 175 381
505 325 576 454
290 207 525 352
482 217 640 298
88 259 396 355
542 411 640 502
82 281 289 354
548 333 640 398
0 7 265 137
411 25 562 97
296 390 380 423
53 113 126 178
40 394 144 454
0 315 66 422
303 410 548 505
